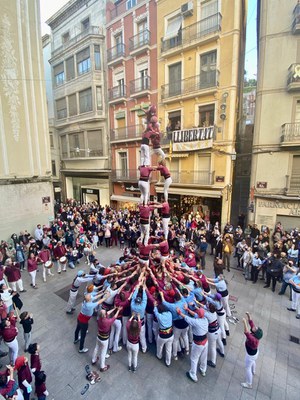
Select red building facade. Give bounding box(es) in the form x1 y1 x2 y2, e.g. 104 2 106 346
106 0 158 209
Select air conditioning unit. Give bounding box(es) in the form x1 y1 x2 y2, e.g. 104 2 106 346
181 1 194 17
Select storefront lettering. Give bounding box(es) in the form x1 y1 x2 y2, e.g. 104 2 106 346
258 200 300 215
172 126 214 143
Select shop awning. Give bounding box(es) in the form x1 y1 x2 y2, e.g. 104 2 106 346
164 15 182 40
110 195 140 203
155 186 222 199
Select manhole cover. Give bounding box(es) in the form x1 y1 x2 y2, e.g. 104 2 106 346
54 284 83 305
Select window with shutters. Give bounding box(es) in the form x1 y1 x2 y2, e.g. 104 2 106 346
68 94 77 116
198 104 215 127
79 88 92 113
200 50 217 88
94 45 101 70
87 130 103 157
290 155 300 192
56 98 67 119
77 47 91 75
51 160 57 177
96 87 102 110
53 63 64 86
66 56 75 81
168 62 182 96
117 151 128 179
81 17 90 31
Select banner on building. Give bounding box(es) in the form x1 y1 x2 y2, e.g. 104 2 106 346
172 126 214 152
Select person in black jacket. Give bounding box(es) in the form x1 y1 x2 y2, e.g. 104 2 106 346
264 254 284 292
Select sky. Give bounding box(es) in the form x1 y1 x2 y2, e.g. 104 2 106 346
40 0 258 79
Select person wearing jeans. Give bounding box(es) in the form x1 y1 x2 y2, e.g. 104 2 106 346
278 261 297 300
241 312 263 389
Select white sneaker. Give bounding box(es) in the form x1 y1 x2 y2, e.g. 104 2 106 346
79 348 89 353
105 353 110 359
113 346 122 353
241 382 252 389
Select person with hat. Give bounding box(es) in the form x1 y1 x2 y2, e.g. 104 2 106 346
66 270 94 315
241 312 263 389
177 303 208 381
14 356 32 400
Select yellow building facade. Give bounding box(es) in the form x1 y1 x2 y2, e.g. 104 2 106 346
157 0 246 226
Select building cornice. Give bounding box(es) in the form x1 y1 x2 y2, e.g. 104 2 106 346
47 0 91 30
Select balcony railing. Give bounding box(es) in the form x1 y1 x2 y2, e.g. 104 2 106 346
281 123 300 143
107 43 126 63
158 170 214 185
110 124 144 141
161 72 219 100
161 13 222 53
130 76 151 95
287 64 300 91
52 26 102 57
109 0 142 22
111 169 159 182
129 30 151 52
108 85 127 102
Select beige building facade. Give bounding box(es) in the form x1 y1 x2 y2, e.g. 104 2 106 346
0 0 53 239
47 0 110 205
250 0 300 231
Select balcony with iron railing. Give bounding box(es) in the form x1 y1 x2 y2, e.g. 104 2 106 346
108 85 127 103
110 124 144 142
292 2 300 34
287 64 300 91
52 26 102 57
107 43 126 64
108 0 142 22
129 30 151 55
161 72 219 102
111 169 159 182
157 170 215 185
130 76 151 97
281 123 300 146
161 13 222 55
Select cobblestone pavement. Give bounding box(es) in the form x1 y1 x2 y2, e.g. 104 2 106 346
7 246 300 400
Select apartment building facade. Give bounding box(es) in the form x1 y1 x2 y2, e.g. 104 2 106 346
249 0 300 231
106 0 158 209
0 0 54 238
157 0 246 225
47 0 110 205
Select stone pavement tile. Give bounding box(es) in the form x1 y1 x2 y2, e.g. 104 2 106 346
272 366 287 387
256 374 273 398
286 366 300 389
240 390 256 400
224 377 243 399
270 384 286 400
287 352 300 370
261 355 275 376
256 391 272 400
286 384 299 400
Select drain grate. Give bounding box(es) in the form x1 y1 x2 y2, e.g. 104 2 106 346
290 335 300 344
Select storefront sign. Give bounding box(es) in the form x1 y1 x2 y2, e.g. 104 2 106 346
216 176 225 183
172 126 214 152
256 182 267 189
257 200 300 216
125 184 139 192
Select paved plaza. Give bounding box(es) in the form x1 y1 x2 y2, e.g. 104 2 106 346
9 247 300 400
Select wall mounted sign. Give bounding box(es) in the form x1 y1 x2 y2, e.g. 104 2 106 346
172 126 214 151
216 176 225 183
256 182 267 189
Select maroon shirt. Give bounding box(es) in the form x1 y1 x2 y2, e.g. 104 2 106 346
150 132 161 148
139 205 155 222
36 382 47 397
161 202 170 217
139 166 154 181
157 165 170 179
245 320 260 354
31 354 41 372
27 258 38 273
159 241 169 256
17 364 32 391
126 320 141 344
38 249 50 263
2 320 18 342
53 245 66 259
138 241 157 259
4 264 21 282
97 317 116 339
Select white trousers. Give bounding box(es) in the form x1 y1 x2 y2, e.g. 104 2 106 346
245 350 259 385
217 313 229 339
138 180 150 204
57 260 67 273
153 320 159 342
146 313 153 344
292 290 300 314
156 334 174 366
127 340 139 368
162 217 170 240
10 279 24 292
140 224 150 247
140 322 147 352
221 295 232 317
29 270 37 286
152 147 165 159
42 264 54 281
92 337 108 369
172 326 189 357
163 177 172 202
109 319 122 352
66 290 78 312
5 337 19 365
140 144 151 166
208 329 224 364
189 341 208 380
122 316 129 346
